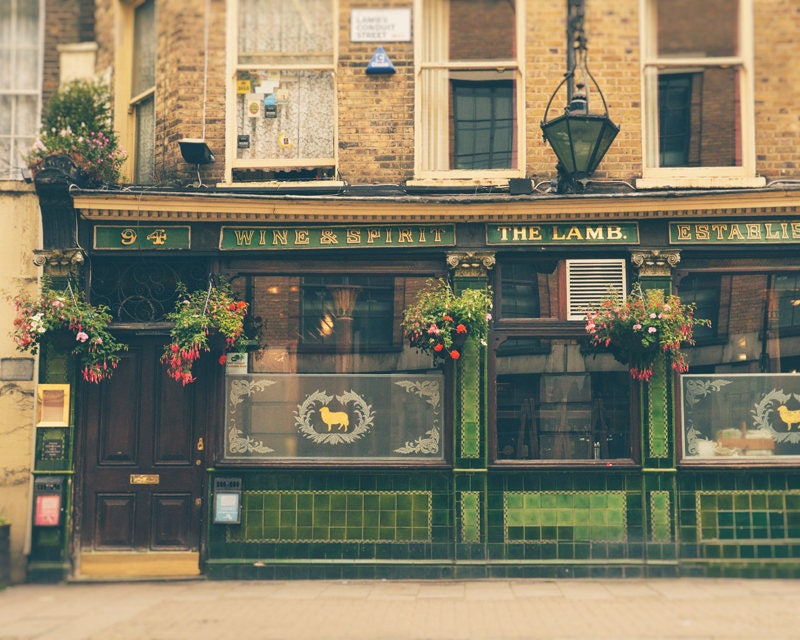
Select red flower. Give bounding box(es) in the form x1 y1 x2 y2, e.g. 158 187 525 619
218 354 227 365
443 314 454 322
456 324 467 334
449 350 460 360
433 343 444 352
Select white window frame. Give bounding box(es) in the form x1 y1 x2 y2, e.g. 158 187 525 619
637 0 764 189
224 0 339 185
114 0 155 185
410 0 525 186
0 0 44 181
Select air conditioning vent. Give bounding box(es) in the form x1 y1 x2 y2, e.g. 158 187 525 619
566 259 627 320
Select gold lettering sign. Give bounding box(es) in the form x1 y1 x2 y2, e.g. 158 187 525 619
670 221 800 244
220 225 456 250
129 474 160 485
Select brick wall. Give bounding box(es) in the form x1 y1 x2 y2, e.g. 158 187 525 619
86 0 799 186
43 0 95 104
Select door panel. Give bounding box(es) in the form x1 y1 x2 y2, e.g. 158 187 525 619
81 335 209 552
151 494 193 548
95 494 135 548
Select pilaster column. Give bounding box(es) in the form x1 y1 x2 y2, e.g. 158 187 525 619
630 248 681 571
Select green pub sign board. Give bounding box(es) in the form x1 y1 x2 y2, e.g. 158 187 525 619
94 225 191 250
487 223 639 245
670 221 800 244
220 225 456 250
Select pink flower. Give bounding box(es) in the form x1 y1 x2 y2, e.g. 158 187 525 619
633 323 642 330
427 324 440 335
648 327 657 334
76 331 89 342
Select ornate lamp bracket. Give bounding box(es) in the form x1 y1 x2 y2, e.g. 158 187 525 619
446 251 496 279
33 248 86 279
630 249 680 278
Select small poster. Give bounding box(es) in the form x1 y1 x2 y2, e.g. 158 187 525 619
246 93 261 118
214 492 241 524
35 494 61 526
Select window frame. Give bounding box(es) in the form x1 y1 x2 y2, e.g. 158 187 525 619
216 258 454 468
411 0 525 184
0 0 43 181
489 257 640 467
637 0 765 189
113 0 156 185
224 0 339 185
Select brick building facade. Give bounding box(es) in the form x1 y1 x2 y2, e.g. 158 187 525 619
12 0 800 582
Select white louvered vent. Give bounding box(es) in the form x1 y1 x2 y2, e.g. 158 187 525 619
566 259 627 320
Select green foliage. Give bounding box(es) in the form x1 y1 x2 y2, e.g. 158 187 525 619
585 283 711 381
162 279 249 385
25 79 126 183
402 278 492 361
8 277 127 383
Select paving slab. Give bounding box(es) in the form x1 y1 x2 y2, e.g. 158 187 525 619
1 578 799 640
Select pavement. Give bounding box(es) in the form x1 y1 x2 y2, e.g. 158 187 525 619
1 578 800 640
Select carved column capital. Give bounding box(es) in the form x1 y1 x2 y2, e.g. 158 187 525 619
630 249 680 277
446 251 496 278
32 249 85 278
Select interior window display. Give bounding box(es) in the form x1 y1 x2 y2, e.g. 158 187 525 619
680 267 800 460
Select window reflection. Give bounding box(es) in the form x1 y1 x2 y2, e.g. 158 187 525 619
494 337 632 461
682 270 800 373
247 274 437 374
680 268 800 460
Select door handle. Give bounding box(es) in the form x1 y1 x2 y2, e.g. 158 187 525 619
196 437 204 451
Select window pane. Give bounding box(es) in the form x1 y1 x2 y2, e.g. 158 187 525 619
676 273 720 341
0 0 41 179
657 67 740 168
449 0 515 61
250 274 434 374
684 270 800 374
657 0 738 57
134 96 155 184
498 261 560 319
236 70 335 161
495 338 632 460
238 0 333 65
132 0 155 96
451 80 514 169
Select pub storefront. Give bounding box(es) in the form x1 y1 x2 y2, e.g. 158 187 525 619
26 191 800 581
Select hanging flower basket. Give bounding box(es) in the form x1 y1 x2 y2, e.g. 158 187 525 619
161 278 249 385
401 278 492 362
8 279 127 382
584 283 710 381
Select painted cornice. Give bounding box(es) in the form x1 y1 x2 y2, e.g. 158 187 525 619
72 188 800 223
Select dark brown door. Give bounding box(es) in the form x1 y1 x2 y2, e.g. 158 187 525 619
80 335 209 551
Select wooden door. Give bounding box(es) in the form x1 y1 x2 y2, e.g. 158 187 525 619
79 335 209 552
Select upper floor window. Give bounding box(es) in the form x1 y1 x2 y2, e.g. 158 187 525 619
226 0 336 183
638 0 764 188
414 0 523 181
0 0 42 180
131 0 155 184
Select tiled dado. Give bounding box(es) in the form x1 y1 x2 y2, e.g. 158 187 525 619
696 490 800 542
504 491 627 543
228 490 432 543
